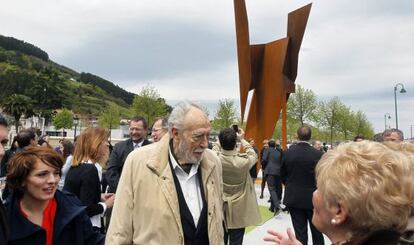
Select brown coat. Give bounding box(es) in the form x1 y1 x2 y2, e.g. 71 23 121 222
106 135 224 245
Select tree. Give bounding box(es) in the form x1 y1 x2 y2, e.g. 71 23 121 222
352 110 375 139
53 109 73 137
1 94 33 133
131 85 168 127
318 97 344 145
99 103 121 140
337 105 354 140
287 85 318 126
211 99 238 130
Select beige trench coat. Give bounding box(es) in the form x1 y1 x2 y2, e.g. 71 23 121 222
106 134 224 245
213 139 261 229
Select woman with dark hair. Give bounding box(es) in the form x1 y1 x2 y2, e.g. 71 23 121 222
63 127 114 232
5 146 104 244
58 140 74 190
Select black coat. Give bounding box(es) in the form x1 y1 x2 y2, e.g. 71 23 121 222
63 164 103 217
281 142 323 210
0 201 8 244
5 190 104 245
106 138 151 193
262 147 283 176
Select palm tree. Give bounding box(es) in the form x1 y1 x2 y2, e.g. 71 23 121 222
1 94 34 133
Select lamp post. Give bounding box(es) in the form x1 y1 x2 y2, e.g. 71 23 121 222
384 113 391 130
394 83 406 129
73 115 79 139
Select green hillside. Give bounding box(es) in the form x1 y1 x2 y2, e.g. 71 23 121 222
0 34 135 120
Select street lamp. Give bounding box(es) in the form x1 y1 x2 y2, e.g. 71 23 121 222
384 113 391 130
73 115 80 139
394 83 406 129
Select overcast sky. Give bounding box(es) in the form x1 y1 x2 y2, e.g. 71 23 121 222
1 0 413 138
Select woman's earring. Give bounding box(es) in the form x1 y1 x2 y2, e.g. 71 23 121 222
331 219 336 224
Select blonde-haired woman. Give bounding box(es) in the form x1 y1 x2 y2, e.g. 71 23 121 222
264 141 414 245
63 127 114 233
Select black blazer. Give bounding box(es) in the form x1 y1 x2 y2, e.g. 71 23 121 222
262 147 283 176
63 164 103 217
281 142 323 209
106 138 151 193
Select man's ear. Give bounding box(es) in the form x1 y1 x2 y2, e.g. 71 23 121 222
171 128 179 138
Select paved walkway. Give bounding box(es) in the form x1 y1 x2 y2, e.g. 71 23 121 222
243 178 330 244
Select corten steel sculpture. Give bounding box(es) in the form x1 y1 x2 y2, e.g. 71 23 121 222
234 0 311 150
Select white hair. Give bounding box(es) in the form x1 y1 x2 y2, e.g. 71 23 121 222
168 100 204 136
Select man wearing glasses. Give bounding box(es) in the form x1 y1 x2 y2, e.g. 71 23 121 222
107 101 224 245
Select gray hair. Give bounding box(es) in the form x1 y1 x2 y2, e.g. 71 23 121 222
168 101 204 136
383 128 404 141
152 116 169 129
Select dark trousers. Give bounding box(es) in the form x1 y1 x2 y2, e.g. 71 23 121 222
289 207 324 245
260 171 267 195
266 174 282 209
224 228 245 245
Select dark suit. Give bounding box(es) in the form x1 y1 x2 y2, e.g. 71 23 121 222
262 147 283 211
281 142 324 245
106 138 151 193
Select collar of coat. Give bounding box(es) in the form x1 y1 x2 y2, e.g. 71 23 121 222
145 133 217 182
220 149 238 156
6 190 85 241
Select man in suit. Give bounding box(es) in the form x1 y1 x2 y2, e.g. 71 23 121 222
106 101 224 244
259 139 269 199
106 116 151 193
262 139 283 214
282 125 324 245
212 128 260 245
0 114 9 244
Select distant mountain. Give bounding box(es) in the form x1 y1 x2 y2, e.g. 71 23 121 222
0 34 135 118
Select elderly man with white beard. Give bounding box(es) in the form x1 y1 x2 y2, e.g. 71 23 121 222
107 101 224 245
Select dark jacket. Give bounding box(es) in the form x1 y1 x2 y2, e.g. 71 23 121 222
0 201 8 244
344 230 401 245
106 138 151 193
0 148 17 177
281 142 323 209
5 190 104 245
262 147 283 176
63 164 103 217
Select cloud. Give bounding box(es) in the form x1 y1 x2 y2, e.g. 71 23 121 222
1 0 413 138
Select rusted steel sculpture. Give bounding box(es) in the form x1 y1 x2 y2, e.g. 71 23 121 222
234 0 311 150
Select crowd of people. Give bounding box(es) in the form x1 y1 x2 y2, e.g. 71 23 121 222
0 101 413 245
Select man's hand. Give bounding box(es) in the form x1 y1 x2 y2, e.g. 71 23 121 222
237 128 245 141
101 193 114 201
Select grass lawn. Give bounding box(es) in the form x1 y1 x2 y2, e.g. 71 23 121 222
245 205 274 233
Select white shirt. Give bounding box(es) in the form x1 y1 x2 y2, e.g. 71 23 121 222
133 140 144 149
168 147 203 227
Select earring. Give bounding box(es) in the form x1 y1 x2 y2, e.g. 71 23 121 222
331 219 336 224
